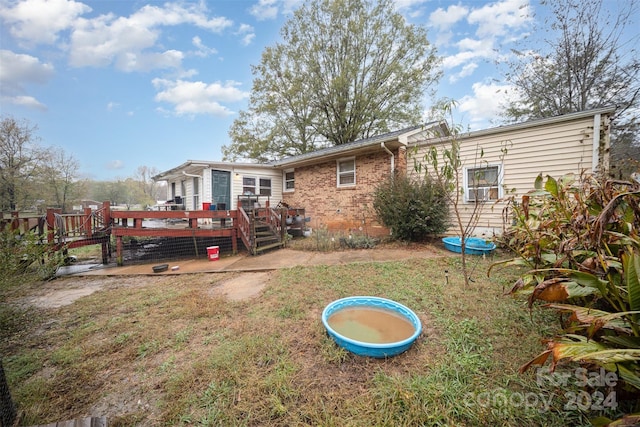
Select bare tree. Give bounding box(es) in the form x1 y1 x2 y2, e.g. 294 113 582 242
38 148 83 213
134 165 160 202
0 116 46 211
502 0 639 177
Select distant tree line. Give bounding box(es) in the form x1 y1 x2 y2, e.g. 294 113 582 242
0 115 165 213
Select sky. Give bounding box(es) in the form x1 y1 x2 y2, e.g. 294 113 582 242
0 0 635 180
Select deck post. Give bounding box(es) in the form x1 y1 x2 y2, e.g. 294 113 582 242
84 207 93 237
102 201 111 227
116 235 123 266
46 208 55 244
101 241 109 265
231 228 238 254
10 211 19 232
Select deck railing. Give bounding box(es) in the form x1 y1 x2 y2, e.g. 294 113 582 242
2 200 291 263
236 206 254 254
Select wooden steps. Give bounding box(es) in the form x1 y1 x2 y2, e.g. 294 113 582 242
253 222 284 253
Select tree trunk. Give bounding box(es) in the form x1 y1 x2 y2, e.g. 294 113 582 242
0 359 16 427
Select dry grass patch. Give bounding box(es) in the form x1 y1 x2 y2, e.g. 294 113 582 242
2 254 604 426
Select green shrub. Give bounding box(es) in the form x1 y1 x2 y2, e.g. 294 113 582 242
373 173 449 241
490 173 640 414
0 228 59 288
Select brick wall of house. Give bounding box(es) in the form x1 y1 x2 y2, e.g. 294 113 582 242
282 147 406 237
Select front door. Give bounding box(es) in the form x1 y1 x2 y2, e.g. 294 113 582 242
211 170 231 210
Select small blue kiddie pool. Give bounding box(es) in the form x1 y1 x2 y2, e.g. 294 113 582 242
322 296 422 358
442 236 496 255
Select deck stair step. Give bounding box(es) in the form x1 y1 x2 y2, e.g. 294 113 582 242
255 241 285 253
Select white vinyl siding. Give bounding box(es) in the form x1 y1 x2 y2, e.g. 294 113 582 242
410 113 607 236
230 167 283 209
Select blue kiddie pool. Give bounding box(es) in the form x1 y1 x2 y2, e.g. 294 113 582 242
442 236 496 255
322 296 422 358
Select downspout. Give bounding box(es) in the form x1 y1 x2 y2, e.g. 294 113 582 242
592 113 601 172
381 142 394 173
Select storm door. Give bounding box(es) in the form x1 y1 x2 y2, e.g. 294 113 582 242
211 170 231 210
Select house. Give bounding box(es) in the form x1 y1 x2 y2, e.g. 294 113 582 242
409 106 613 236
152 161 283 212
271 122 449 236
153 106 613 238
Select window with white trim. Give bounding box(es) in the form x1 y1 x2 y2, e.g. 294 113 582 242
242 177 256 195
242 176 272 196
284 170 295 192
192 177 199 210
337 158 355 187
259 178 272 196
465 165 501 202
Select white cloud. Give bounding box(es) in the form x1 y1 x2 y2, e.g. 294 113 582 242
428 4 468 32
68 2 232 71
236 24 256 46
281 0 304 14
129 3 232 32
152 78 250 117
468 0 532 39
442 50 481 69
0 0 90 45
249 0 279 21
0 50 53 110
107 160 124 170
449 62 478 83
117 50 184 73
432 0 533 85
2 95 47 111
106 101 119 112
1 1 234 73
394 0 428 11
192 36 218 57
248 0 304 19
241 33 256 46
458 82 518 128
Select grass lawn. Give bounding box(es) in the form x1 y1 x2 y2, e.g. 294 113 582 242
0 249 626 426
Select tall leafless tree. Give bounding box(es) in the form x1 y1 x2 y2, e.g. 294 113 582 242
501 0 639 178
0 116 46 211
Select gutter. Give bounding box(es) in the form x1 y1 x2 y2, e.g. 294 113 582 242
182 171 201 178
381 142 394 173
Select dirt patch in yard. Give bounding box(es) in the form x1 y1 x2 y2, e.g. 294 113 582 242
207 272 271 301
21 271 272 309
31 242 447 308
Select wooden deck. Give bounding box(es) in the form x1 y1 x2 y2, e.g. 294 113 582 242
1 201 300 265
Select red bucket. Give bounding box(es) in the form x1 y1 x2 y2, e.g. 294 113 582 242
207 246 219 261
202 202 211 210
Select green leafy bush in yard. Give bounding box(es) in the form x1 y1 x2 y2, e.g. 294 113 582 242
490 172 640 421
0 228 59 288
373 173 449 241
